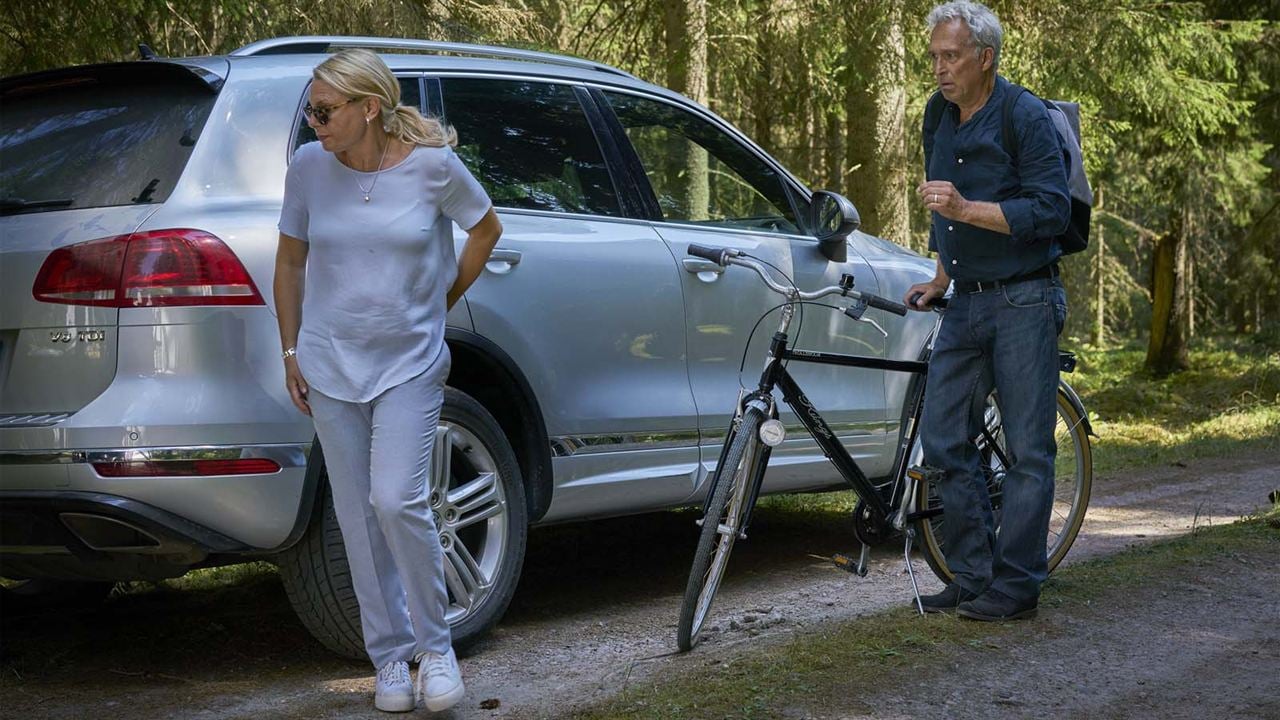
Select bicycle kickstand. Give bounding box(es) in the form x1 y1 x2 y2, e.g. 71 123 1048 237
903 526 924 615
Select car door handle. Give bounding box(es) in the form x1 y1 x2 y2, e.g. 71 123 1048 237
682 258 724 276
485 249 522 275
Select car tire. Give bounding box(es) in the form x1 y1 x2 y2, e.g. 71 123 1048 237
278 387 527 660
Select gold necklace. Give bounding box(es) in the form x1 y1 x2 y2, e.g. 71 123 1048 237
354 139 392 203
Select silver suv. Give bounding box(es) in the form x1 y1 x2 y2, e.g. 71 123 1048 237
0 37 934 656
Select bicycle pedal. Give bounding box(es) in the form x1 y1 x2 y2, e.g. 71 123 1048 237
907 464 944 484
831 552 868 577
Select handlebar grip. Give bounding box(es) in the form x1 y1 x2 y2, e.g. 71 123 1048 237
866 293 909 317
908 292 950 310
687 243 727 265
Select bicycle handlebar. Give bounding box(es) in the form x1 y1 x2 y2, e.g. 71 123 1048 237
687 243 732 266
686 243 909 316
865 293 909 316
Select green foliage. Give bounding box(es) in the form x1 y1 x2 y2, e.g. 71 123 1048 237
1072 335 1280 470
1 0 1274 344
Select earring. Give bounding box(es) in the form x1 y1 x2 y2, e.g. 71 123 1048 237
365 117 371 125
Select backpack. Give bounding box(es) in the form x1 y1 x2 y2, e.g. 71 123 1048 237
924 84 1093 255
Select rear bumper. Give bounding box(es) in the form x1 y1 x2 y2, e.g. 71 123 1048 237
1 490 249 581
0 443 312 551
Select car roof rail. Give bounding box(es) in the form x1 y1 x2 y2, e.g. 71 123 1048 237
230 36 638 80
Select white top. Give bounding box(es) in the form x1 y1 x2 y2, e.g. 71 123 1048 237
278 141 491 402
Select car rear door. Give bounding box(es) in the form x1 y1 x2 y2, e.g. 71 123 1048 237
595 89 892 495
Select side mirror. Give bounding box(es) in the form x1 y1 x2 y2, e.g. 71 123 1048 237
808 191 860 263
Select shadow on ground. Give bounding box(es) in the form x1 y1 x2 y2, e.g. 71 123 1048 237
0 496 859 686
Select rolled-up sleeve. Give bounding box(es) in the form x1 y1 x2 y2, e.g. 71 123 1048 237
998 114 1070 243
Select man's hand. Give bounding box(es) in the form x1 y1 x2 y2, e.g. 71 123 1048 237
904 279 948 311
917 180 967 221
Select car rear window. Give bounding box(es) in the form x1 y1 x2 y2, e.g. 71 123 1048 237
0 66 217 215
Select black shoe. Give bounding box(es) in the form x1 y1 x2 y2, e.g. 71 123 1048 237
957 590 1038 621
916 583 980 614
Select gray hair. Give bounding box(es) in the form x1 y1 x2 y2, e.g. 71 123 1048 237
927 1 1003 70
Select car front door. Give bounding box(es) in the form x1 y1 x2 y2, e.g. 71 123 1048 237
434 76 702 520
596 89 891 496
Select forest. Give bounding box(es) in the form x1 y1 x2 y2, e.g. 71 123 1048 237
2 0 1275 374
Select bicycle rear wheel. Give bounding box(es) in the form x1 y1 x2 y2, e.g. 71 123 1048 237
914 384 1092 583
676 407 766 652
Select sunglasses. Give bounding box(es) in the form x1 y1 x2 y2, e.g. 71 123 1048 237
302 98 355 125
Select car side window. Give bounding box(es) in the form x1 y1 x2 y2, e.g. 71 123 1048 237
603 91 800 234
292 77 423 151
437 78 621 217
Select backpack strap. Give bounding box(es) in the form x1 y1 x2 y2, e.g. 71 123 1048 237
1000 82 1029 163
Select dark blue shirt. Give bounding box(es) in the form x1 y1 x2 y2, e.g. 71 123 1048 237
925 76 1070 282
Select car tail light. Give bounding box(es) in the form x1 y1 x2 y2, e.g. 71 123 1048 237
92 458 282 477
32 229 265 307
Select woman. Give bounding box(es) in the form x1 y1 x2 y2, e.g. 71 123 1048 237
274 48 500 713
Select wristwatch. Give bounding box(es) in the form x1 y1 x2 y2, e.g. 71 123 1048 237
282 347 297 360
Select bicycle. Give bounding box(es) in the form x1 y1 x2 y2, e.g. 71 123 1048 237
675 243 1094 652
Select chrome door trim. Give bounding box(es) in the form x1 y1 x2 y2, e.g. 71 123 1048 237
0 443 311 468
549 430 701 457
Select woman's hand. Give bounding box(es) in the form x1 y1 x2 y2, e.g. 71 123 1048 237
285 356 311 416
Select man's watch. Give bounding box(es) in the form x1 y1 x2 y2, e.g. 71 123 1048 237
282 347 297 360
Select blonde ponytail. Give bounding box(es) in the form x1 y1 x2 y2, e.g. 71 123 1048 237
314 49 457 148
385 104 457 148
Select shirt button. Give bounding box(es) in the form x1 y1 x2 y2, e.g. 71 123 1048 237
948 225 954 231
957 157 965 164
951 259 958 265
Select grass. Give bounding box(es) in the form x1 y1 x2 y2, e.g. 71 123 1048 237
568 503 1280 720
1069 335 1280 473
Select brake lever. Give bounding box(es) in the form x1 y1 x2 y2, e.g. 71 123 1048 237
843 299 888 338
861 316 888 339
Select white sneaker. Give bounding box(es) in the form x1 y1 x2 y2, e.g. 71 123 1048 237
374 660 414 713
416 648 465 712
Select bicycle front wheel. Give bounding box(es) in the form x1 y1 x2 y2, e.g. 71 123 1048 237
676 407 766 652
914 383 1093 583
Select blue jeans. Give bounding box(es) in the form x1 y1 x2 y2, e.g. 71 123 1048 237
920 277 1065 603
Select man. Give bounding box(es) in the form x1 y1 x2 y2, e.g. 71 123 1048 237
904 1 1070 621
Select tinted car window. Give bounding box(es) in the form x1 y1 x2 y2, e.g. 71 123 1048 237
440 78 620 217
0 71 216 215
294 77 422 151
604 91 799 234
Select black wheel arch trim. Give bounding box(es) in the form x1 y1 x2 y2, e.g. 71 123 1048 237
444 327 554 523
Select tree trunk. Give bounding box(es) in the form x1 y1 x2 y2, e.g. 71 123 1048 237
843 4 907 243
824 108 844 192
844 10 879 235
1186 237 1196 338
664 0 708 220
1145 212 1191 375
874 7 908 245
1091 187 1106 347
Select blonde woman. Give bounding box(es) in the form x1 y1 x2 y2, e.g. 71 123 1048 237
274 48 500 713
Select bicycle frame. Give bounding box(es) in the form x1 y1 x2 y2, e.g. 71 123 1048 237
724 322 932 540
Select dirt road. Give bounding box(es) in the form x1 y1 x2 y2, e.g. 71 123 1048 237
2 451 1276 719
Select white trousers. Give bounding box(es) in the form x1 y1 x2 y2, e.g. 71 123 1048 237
308 349 452 668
